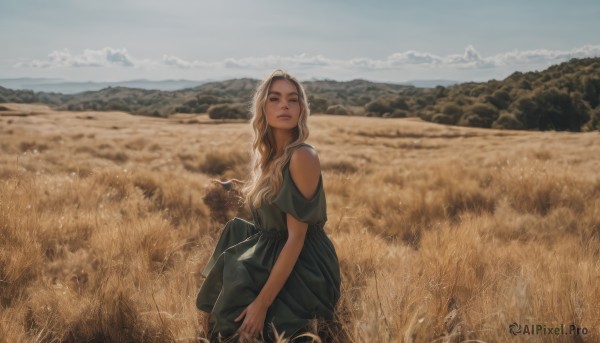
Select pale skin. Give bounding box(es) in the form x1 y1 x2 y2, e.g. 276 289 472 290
234 79 321 339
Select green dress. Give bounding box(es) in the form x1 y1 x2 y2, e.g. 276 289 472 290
196 150 341 342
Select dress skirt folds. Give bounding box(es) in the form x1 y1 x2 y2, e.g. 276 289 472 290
196 152 341 342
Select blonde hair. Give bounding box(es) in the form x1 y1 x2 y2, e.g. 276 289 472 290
242 69 311 209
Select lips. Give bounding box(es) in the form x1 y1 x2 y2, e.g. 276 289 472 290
277 114 292 119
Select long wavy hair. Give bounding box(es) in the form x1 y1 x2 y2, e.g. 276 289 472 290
242 69 311 209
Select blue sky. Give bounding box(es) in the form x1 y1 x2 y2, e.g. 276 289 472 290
1 0 599 83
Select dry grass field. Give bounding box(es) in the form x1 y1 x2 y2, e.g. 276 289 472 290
1 103 599 342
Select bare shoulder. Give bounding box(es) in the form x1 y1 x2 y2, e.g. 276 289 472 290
289 145 321 200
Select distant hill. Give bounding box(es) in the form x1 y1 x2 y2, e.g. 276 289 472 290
1 57 599 131
0 78 211 94
398 79 460 88
0 77 457 93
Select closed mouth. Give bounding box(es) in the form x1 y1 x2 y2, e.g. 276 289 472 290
278 115 292 119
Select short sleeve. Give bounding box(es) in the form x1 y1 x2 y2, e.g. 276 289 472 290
271 165 327 226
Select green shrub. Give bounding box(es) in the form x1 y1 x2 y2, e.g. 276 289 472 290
308 96 328 114
458 114 490 128
196 94 220 105
208 103 248 120
492 112 526 130
582 77 600 108
354 95 372 106
108 101 131 112
458 103 499 128
470 103 499 118
469 85 491 97
365 99 392 116
390 96 410 110
582 107 600 131
486 89 511 109
442 104 464 118
325 104 351 115
432 113 455 125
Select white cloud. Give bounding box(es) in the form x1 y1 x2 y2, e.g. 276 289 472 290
161 55 217 69
385 50 443 66
490 45 600 66
14 47 148 68
220 54 333 69
14 44 600 73
162 55 201 69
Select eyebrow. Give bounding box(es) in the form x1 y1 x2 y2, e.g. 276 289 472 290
268 91 299 97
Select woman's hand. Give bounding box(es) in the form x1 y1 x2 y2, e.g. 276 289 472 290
234 299 268 339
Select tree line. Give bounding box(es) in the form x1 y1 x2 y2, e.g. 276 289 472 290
1 57 598 131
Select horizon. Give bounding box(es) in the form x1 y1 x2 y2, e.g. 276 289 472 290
0 75 463 94
0 75 466 84
0 54 591 94
0 55 585 86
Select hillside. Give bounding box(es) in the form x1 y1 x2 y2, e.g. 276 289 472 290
1 57 599 131
0 78 209 94
419 57 600 131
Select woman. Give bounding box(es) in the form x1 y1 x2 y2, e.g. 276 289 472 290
196 69 342 342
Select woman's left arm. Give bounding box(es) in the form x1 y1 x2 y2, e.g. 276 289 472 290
235 147 321 338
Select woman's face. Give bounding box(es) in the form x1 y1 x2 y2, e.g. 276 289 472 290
265 79 301 130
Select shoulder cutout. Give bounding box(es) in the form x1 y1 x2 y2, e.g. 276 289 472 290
289 146 321 201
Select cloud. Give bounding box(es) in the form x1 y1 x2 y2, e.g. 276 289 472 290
161 55 214 69
221 54 333 69
161 55 196 68
14 45 600 73
490 45 600 66
14 47 143 68
385 50 443 66
156 44 600 71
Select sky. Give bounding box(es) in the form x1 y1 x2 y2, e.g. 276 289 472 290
1 0 600 83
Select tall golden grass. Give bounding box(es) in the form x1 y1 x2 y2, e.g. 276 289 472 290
1 103 599 342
